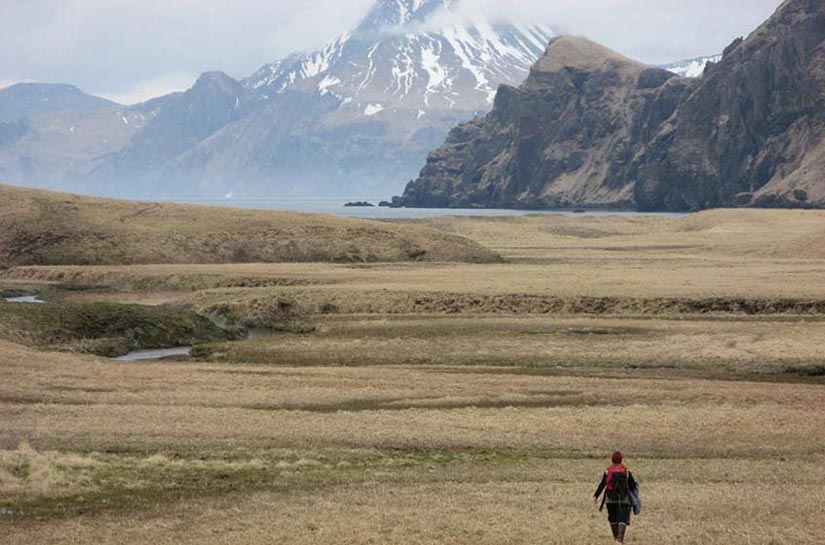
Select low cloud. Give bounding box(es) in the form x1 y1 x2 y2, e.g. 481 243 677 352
424 0 780 64
1 0 783 101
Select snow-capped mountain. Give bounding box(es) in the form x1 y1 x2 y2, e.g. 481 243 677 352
107 0 554 198
661 55 722 78
1 0 555 199
245 0 552 116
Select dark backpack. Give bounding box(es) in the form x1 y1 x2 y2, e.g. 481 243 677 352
606 471 630 504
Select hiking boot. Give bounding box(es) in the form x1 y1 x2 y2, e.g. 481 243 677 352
610 523 619 540
617 523 627 543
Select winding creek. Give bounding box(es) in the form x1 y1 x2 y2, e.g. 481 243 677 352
3 295 195 362
115 347 193 362
4 295 46 304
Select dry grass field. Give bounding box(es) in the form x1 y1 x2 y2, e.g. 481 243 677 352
4 209 825 302
1 339 823 544
407 209 825 262
0 184 498 266
198 315 825 377
2 208 825 544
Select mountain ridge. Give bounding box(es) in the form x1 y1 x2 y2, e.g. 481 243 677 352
0 0 554 200
0 83 120 123
393 35 681 209
395 0 825 211
634 0 825 210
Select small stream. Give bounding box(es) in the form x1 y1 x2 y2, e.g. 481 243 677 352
4 295 46 304
115 347 192 362
3 294 195 362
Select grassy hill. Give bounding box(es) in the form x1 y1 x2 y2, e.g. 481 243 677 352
0 184 500 266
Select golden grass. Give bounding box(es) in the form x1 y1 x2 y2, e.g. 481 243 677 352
3 209 825 543
0 184 499 266
8 374 821 457
2 338 823 457
404 208 825 261
198 315 825 376
1 339 823 543
4 208 825 303
0 442 101 500
5 457 823 545
6 254 825 301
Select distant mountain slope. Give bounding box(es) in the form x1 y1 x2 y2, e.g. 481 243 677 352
163 0 553 199
396 0 825 211
120 0 553 199
0 0 553 200
0 83 118 123
0 85 147 193
84 72 255 197
0 183 500 266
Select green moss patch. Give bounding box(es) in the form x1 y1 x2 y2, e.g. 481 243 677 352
0 300 237 357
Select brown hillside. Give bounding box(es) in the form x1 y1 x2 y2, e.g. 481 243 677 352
0 184 500 266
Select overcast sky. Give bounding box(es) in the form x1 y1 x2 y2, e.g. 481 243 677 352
2 0 783 105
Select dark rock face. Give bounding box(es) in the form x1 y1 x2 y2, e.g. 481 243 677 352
396 37 683 209
634 0 825 210
398 0 825 211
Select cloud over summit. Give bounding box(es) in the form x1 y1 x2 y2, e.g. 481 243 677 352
1 0 781 104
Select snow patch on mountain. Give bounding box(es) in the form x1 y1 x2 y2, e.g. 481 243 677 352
661 55 722 78
364 103 385 116
318 75 342 95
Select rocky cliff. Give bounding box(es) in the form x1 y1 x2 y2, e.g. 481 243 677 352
634 0 825 210
396 37 690 209
396 0 825 211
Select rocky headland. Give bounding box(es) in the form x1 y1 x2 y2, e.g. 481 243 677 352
395 0 825 211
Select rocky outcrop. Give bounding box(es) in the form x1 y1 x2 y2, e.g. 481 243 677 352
397 0 825 211
397 37 689 209
633 0 825 210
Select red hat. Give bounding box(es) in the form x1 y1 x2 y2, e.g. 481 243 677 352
611 451 623 464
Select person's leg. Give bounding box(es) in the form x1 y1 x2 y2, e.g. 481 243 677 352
607 505 621 541
617 505 631 543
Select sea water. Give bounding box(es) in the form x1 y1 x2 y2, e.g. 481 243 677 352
169 198 687 220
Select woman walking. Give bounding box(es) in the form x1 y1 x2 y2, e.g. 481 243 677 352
593 451 639 543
